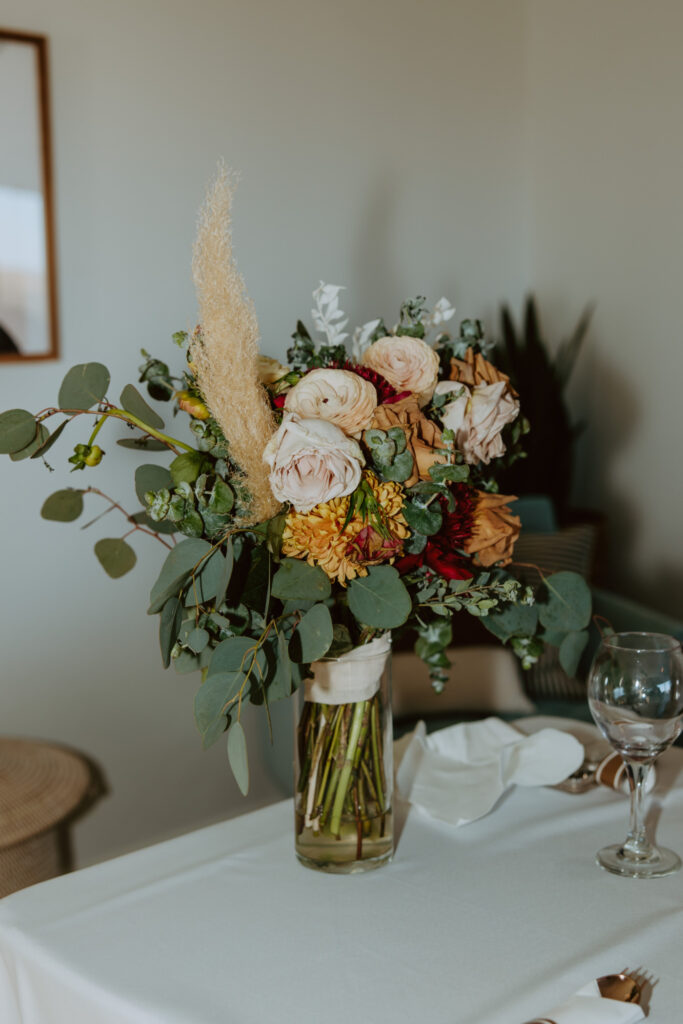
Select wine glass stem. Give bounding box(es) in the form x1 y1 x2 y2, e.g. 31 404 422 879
623 760 654 859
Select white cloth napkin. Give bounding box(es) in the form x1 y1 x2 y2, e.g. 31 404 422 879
527 980 645 1023
395 717 584 826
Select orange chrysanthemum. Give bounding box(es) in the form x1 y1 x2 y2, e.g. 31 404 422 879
282 472 409 584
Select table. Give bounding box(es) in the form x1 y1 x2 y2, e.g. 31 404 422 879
1 739 683 1023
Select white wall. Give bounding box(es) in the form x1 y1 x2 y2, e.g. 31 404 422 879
0 0 529 866
525 0 683 617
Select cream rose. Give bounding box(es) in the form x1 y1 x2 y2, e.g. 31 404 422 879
284 368 377 436
258 355 290 385
434 380 520 465
263 413 364 512
361 335 440 407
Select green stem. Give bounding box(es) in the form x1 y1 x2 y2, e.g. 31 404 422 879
46 407 195 454
87 415 107 448
371 697 385 810
330 701 367 838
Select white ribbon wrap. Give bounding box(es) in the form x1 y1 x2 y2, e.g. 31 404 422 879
305 635 391 704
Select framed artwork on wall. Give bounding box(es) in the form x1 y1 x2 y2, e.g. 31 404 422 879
0 29 59 362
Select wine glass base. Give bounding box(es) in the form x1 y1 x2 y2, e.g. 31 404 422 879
596 843 682 878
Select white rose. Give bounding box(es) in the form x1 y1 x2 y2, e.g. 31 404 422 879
284 368 377 436
263 413 364 512
434 380 520 465
361 335 440 407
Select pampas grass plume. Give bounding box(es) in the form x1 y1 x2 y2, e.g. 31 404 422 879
191 168 280 524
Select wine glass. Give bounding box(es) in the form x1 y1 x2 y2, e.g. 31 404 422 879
587 631 683 878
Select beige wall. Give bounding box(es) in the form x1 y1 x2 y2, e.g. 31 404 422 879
0 0 529 865
525 0 683 617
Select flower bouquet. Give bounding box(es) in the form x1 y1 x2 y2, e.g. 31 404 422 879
0 172 591 870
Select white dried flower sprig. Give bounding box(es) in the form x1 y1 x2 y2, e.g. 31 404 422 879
421 296 456 330
351 319 382 362
311 283 349 346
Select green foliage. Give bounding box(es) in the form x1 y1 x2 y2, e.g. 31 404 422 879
396 296 427 338
117 437 167 451
147 538 212 613
558 629 589 677
41 489 84 522
539 571 592 633
10 423 48 461
289 603 333 662
94 538 137 578
271 559 331 601
0 409 38 454
159 597 183 668
138 350 175 401
135 464 173 506
347 566 412 629
58 363 110 410
363 427 414 483
227 721 249 795
170 451 204 485
185 548 228 606
120 384 165 430
30 419 69 459
403 500 443 536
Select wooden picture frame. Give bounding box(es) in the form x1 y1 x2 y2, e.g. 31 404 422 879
0 29 59 362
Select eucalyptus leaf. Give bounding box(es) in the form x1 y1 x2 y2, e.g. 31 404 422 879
187 628 210 654
214 537 234 609
194 672 243 748
558 629 589 677
403 501 443 536
120 384 165 430
539 572 592 633
117 437 168 451
173 649 200 674
482 602 539 643
31 418 70 459
289 603 333 663
147 538 211 613
208 635 266 679
0 409 37 454
227 720 249 795
134 464 173 505
10 423 49 461
159 597 183 668
271 558 331 601
58 362 110 410
131 511 177 535
184 549 227 606
94 538 137 578
41 489 84 522
268 630 293 701
347 566 412 629
170 450 204 485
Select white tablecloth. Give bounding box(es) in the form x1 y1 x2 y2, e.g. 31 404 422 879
1 740 683 1024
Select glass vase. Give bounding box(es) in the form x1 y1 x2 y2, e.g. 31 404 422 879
293 635 393 873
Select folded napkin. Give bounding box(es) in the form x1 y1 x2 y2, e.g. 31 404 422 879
527 979 645 1023
395 717 584 826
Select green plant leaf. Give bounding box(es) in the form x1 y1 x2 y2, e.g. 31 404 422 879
184 548 227 606
147 538 211 613
268 630 293 701
194 672 242 748
170 451 204 485
187 627 210 653
58 362 110 410
120 384 165 430
227 720 249 795
214 537 234 609
159 596 183 668
403 501 443 536
10 423 49 461
482 602 539 643
31 418 70 459
289 603 333 663
174 649 200 674
558 629 589 677
539 571 592 633
130 511 177 535
347 565 412 628
271 558 331 601
41 488 84 522
134 464 173 505
117 437 168 451
94 538 137 578
208 635 266 679
0 409 37 454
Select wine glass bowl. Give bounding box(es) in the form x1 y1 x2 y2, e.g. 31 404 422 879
587 632 683 878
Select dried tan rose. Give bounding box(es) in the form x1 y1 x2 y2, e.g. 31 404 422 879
464 492 520 567
262 413 364 513
361 335 440 406
369 396 447 487
284 368 377 436
449 347 517 395
257 355 290 385
434 378 519 465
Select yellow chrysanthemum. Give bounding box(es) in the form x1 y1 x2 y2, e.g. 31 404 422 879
282 472 409 585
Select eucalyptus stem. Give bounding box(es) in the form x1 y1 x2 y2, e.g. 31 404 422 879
39 406 195 454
